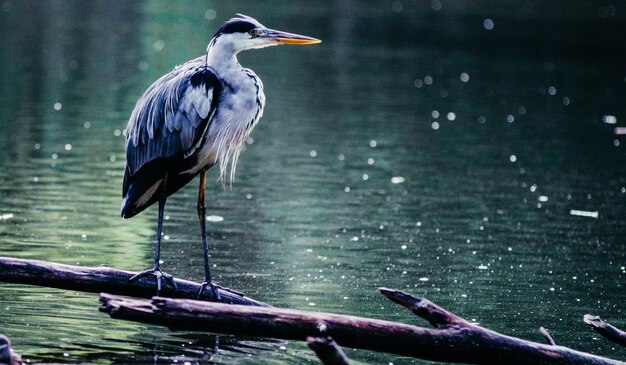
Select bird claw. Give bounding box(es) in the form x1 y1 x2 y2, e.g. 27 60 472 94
198 281 221 301
197 281 245 300
129 267 178 295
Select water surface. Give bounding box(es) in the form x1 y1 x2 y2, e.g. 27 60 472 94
0 1 625 364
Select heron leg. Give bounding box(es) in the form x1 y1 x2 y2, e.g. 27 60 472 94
196 171 221 300
195 172 245 300
129 174 178 295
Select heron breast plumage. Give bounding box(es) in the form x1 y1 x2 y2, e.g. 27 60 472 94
121 57 265 218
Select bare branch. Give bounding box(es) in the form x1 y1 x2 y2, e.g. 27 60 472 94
539 327 556 346
379 287 468 327
0 256 268 307
584 315 626 348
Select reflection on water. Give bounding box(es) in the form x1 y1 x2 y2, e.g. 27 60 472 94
1 1 625 364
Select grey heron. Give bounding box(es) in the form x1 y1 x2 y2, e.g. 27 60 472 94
121 14 320 298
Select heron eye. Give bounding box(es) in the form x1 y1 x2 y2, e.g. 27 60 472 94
248 29 258 37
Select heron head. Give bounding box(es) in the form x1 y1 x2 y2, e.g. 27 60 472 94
210 14 320 54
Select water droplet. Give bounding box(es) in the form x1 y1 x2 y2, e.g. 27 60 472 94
391 176 405 184
569 209 598 219
602 115 617 124
53 102 62 111
538 195 548 202
431 121 440 130
507 114 515 123
509 155 517 162
344 186 351 192
206 215 224 222
391 0 403 12
562 96 570 106
338 154 345 161
483 18 494 30
153 39 165 52
431 110 440 119
64 144 72 151
309 150 317 157
460 72 470 82
424 75 433 85
367 158 375 165
369 140 377 148
362 174 369 181
204 8 216 20
1 2 12 12
548 86 557 95
430 0 442 11
447 112 456 121
83 121 91 129
401 244 407 250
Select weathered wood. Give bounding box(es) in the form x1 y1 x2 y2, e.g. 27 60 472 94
584 315 626 347
307 337 351 365
0 256 268 307
99 292 626 365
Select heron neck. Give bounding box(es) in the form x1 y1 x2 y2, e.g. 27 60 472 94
206 41 242 76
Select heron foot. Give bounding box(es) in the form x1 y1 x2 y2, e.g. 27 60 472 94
129 267 178 295
197 281 245 301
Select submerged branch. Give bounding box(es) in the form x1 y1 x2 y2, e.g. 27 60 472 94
307 337 351 365
0 256 268 307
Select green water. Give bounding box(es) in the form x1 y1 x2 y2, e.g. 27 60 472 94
0 1 625 364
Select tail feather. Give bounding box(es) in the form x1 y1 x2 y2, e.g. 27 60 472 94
121 163 162 219
120 158 197 219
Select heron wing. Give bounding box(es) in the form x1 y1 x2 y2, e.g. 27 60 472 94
124 57 222 177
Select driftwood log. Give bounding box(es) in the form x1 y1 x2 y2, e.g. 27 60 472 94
1 257 624 364
584 315 626 348
0 256 268 307
99 289 626 365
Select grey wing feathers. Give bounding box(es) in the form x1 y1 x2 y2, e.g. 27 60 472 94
125 57 221 176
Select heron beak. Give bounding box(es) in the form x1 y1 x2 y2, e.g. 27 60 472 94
265 29 321 45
